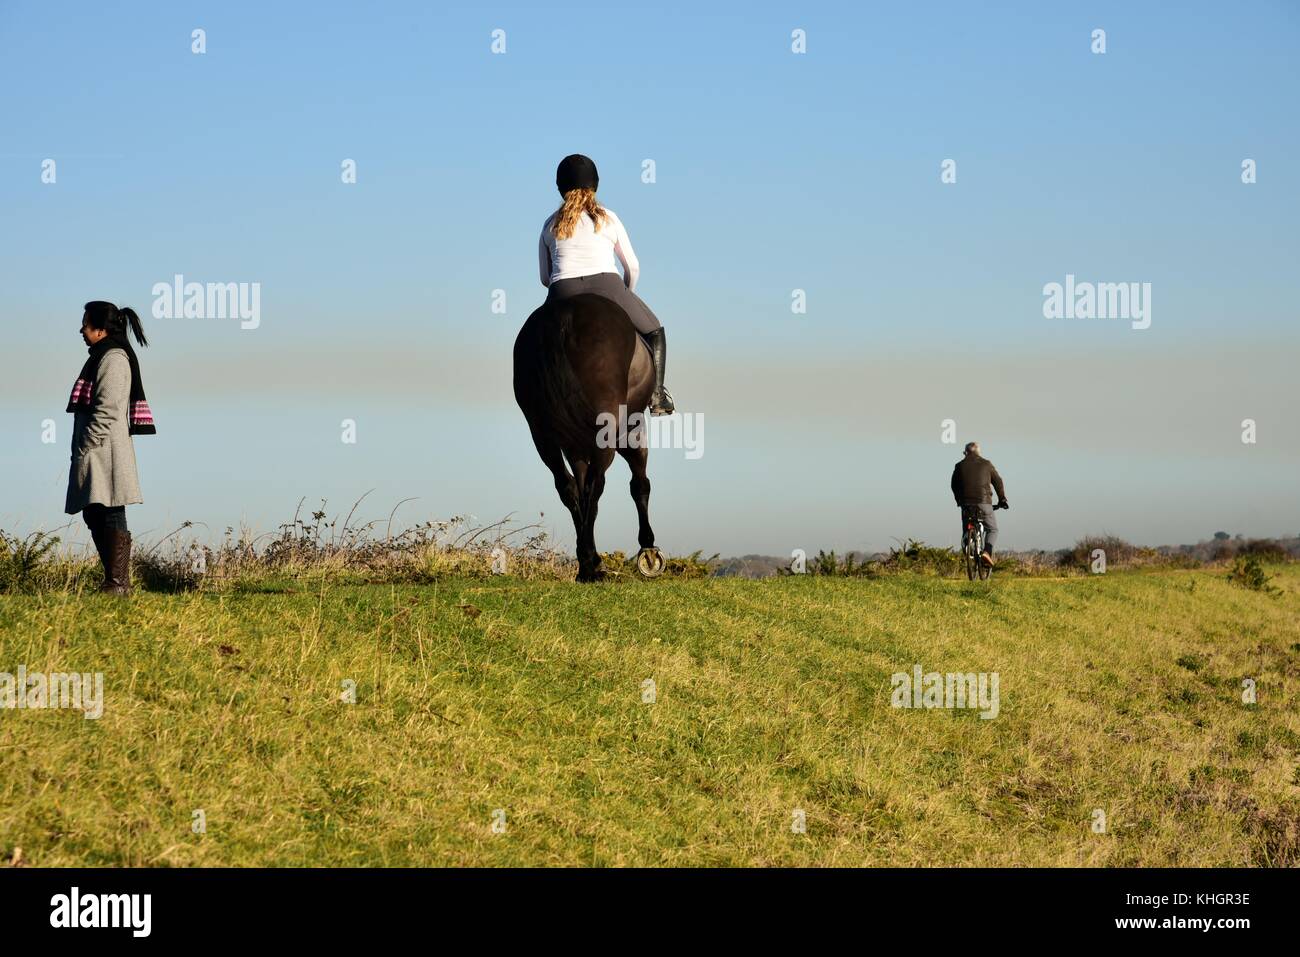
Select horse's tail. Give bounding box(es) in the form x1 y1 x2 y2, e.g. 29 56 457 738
532 299 599 455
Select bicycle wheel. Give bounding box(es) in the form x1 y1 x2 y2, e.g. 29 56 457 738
977 524 992 580
964 531 978 580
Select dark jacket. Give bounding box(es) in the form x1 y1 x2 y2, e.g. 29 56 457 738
951 454 1006 506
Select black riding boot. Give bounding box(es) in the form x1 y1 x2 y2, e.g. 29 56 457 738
88 525 111 584
645 328 674 416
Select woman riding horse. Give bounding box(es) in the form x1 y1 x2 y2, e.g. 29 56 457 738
538 154 674 415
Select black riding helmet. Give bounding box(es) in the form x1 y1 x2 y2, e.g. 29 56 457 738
556 154 598 196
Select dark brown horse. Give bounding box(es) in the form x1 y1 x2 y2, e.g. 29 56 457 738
513 294 664 582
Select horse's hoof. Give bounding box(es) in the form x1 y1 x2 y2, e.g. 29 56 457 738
635 547 665 579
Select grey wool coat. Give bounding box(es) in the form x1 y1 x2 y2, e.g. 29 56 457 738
65 349 143 513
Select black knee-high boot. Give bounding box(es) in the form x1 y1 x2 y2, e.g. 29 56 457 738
88 525 110 581
645 328 674 415
88 522 105 574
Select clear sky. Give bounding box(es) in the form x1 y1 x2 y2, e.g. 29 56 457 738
2 1 1298 556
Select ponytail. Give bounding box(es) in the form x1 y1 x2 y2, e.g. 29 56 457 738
83 300 148 347
118 306 148 347
552 188 607 241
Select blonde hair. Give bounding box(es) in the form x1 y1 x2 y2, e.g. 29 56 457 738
552 188 607 241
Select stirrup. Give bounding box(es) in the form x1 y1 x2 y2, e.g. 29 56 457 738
649 388 675 416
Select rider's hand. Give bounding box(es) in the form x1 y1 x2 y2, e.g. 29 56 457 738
997 500 1009 510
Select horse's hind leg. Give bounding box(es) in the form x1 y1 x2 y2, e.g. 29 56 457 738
527 422 583 542
573 449 614 582
617 444 655 550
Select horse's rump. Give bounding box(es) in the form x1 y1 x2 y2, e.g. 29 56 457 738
513 294 638 458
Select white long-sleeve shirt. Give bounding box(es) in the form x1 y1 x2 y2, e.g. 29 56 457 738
539 207 640 291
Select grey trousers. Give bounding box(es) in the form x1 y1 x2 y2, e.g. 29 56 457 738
961 504 998 553
547 272 662 335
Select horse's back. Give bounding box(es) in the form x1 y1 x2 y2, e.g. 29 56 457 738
514 294 637 390
514 295 638 455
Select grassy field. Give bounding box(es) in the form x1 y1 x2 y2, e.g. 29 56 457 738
1 565 1298 867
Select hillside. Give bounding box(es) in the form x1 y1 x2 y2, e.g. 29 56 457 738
1 566 1297 866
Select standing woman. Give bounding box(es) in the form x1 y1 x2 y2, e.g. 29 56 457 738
539 154 675 415
65 301 156 595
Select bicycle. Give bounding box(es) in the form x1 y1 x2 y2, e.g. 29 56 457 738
962 502 1008 581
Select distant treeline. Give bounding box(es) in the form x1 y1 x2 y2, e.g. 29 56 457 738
4 508 1296 592
713 535 1300 579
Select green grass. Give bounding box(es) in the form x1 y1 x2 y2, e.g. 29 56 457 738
2 566 1298 866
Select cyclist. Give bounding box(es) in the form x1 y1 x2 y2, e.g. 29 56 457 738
951 441 1008 566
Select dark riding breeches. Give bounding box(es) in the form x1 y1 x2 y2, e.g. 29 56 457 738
546 272 663 335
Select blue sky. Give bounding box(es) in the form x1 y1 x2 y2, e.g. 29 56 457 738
2 1 1298 555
